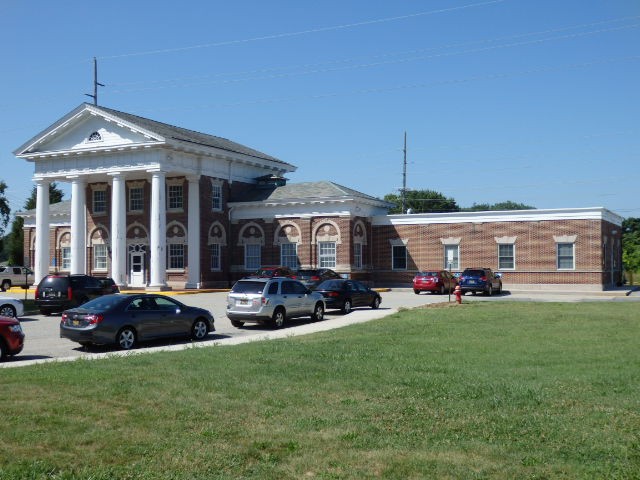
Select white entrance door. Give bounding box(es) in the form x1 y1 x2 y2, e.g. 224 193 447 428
130 252 146 287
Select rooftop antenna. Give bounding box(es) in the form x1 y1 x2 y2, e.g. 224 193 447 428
85 57 105 105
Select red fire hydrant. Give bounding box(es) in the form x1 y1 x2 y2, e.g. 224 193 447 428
454 285 462 304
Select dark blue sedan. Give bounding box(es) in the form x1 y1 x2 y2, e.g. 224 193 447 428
60 294 214 350
314 279 381 314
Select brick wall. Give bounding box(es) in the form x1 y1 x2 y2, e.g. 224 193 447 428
371 218 621 288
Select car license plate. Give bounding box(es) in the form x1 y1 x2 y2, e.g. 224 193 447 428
468 280 476 284
73 320 81 326
238 298 248 305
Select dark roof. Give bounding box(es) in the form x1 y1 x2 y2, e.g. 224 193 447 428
92 104 290 166
16 200 71 217
231 180 389 205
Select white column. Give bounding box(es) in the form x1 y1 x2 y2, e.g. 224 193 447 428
34 179 50 284
110 173 127 286
70 177 86 274
186 175 201 288
149 170 167 289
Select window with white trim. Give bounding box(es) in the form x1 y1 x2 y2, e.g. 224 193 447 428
392 245 407 270
93 244 107 270
129 186 144 212
168 244 185 269
61 247 71 271
245 244 261 270
318 241 336 268
211 183 222 211
168 184 183 210
210 243 221 271
93 190 106 214
280 243 298 269
557 243 575 269
354 243 362 269
498 244 515 269
443 245 459 270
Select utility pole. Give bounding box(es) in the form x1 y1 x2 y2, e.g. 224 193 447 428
401 131 407 214
85 57 105 105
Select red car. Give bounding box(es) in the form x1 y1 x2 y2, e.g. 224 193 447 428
413 270 458 295
0 316 25 361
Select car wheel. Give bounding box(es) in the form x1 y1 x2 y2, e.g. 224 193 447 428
230 320 244 328
497 282 503 295
1 280 10 292
0 340 7 360
439 285 445 295
191 319 209 340
311 302 324 321
486 285 493 296
342 299 352 315
0 304 17 318
371 297 380 309
271 308 286 328
116 327 136 350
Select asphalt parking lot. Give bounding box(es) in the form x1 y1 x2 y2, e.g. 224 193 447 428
1 287 638 368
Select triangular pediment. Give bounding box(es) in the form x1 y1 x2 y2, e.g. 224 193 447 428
14 103 164 158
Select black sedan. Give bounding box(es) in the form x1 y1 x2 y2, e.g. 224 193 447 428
314 279 381 314
60 294 214 350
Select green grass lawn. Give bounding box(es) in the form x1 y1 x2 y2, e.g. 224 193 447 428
1 302 639 479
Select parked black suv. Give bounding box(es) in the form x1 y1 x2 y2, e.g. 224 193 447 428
35 274 119 315
458 268 503 296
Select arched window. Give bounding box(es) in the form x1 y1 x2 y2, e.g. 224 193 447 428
88 131 102 142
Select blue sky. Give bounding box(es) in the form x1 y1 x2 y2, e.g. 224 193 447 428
1 0 638 223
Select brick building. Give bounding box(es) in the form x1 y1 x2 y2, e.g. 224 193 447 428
14 104 623 291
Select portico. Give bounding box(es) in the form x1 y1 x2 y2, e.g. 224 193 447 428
13 103 295 289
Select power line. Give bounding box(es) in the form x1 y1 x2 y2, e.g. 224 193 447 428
106 21 640 94
97 0 508 60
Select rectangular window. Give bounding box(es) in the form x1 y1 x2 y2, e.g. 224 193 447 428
168 244 185 269
93 190 106 214
129 187 144 211
443 245 459 270
93 244 107 270
61 247 71 270
557 243 575 269
212 184 222 210
280 243 298 269
245 244 261 270
168 185 183 210
210 244 221 271
318 241 336 268
354 243 362 269
498 244 515 269
392 245 407 270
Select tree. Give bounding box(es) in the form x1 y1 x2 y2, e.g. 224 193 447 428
384 189 460 214
0 181 11 237
464 201 535 211
622 217 640 285
5 182 65 265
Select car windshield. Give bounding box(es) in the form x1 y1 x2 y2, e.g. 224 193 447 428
418 271 439 276
296 270 316 278
316 280 344 290
40 276 70 288
231 281 266 294
254 269 276 276
77 294 123 311
463 270 485 276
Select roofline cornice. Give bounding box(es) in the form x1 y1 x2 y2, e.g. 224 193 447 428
372 207 624 226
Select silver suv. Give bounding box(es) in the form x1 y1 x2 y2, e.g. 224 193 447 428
226 277 325 328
